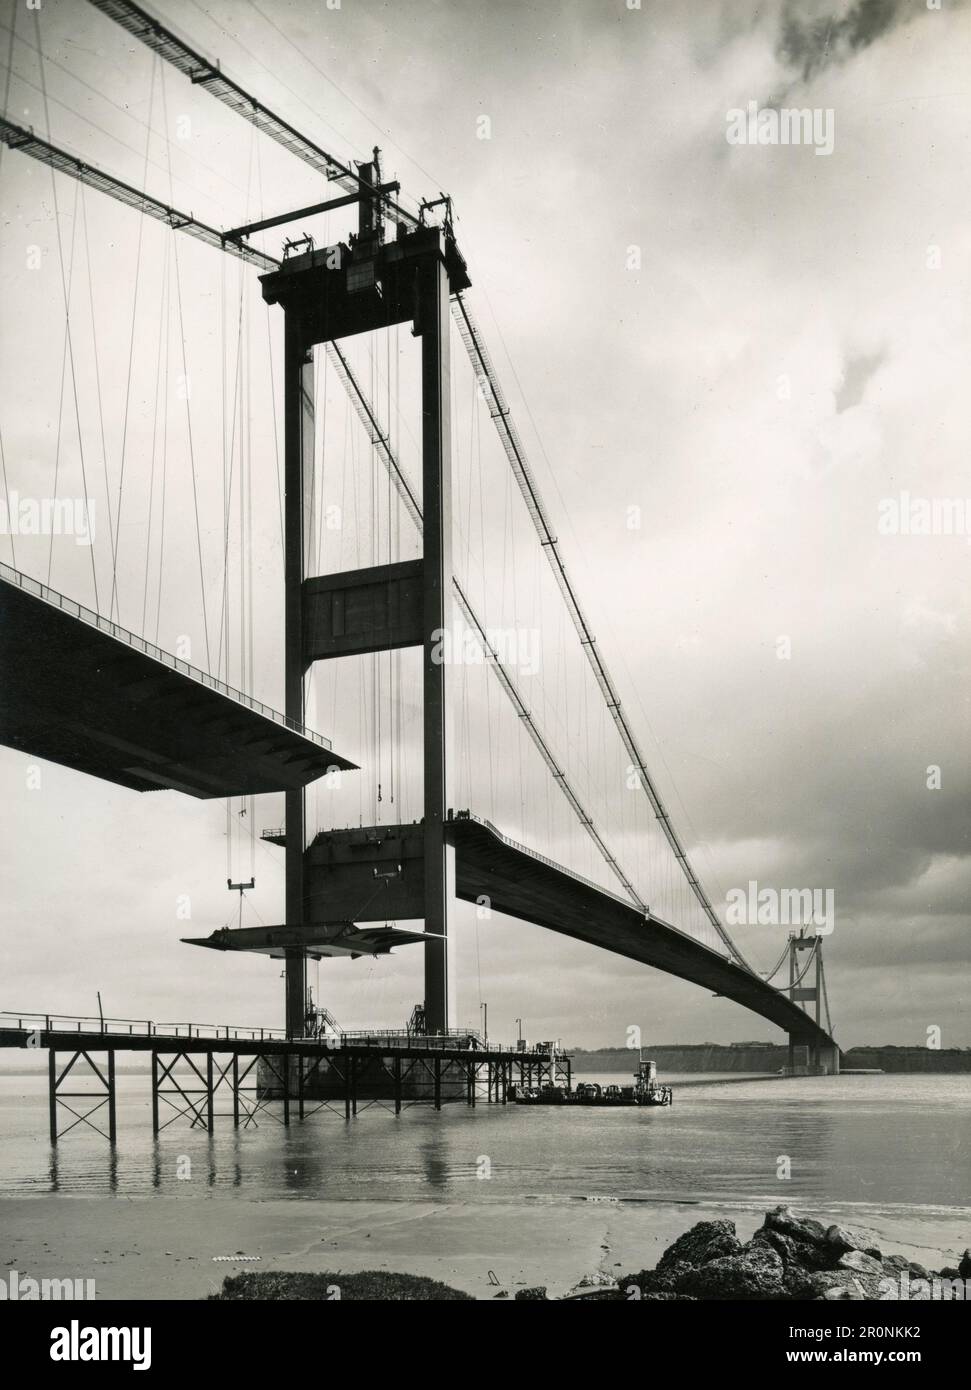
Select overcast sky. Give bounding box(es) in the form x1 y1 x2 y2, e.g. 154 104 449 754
1 0 968 1051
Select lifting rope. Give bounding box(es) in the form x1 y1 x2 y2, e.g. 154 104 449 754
31 12 100 612
157 69 212 672
109 50 158 626
0 15 17 570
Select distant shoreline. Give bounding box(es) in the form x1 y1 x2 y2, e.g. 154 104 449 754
568 1046 971 1074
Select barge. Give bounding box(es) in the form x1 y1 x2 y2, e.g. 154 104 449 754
511 1055 672 1107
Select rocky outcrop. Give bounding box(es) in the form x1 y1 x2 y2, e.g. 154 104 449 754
613 1206 968 1302
825 1223 883 1259
677 1243 786 1300
656 1219 742 1271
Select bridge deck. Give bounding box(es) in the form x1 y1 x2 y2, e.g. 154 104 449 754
0 563 356 797
448 815 838 1050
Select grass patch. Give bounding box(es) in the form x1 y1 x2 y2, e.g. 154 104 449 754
210 1270 474 1301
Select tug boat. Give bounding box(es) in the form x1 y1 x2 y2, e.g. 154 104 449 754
512 1055 672 1107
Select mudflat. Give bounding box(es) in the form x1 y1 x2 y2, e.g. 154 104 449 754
1 1196 963 1301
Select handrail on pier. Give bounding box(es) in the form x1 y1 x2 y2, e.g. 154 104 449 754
0 1011 563 1055
0 1011 285 1042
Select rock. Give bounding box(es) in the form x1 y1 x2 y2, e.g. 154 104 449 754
881 1253 929 1278
622 1207 964 1303
783 1268 818 1298
803 1269 891 1300
826 1224 882 1260
677 1243 786 1301
514 1287 547 1301
837 1250 884 1277
620 1260 694 1297
656 1219 741 1272
763 1206 828 1246
752 1227 833 1274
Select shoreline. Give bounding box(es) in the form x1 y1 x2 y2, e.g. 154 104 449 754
3 1193 967 1301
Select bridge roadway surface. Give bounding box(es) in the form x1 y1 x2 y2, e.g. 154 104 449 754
447 814 837 1052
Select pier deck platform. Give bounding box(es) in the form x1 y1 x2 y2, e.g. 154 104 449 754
0 1014 571 1144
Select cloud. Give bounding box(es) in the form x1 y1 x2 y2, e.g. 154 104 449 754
778 0 913 81
835 348 885 412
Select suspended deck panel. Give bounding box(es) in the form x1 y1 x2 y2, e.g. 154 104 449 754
0 566 356 797
255 813 837 1049
447 815 838 1050
183 921 437 959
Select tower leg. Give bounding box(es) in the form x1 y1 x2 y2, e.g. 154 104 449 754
283 314 315 1040
419 255 453 1035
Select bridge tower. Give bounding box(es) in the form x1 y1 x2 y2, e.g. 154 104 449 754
260 174 470 1038
786 931 839 1075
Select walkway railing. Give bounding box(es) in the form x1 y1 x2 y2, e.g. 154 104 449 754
465 811 648 916
0 1011 285 1042
0 561 333 751
0 1012 562 1055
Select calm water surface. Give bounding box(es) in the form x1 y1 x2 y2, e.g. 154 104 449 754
0 1069 967 1219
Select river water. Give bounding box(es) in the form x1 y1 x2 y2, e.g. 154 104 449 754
1 1069 967 1223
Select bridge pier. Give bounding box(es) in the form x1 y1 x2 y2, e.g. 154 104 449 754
787 1035 841 1075
48 1048 117 1146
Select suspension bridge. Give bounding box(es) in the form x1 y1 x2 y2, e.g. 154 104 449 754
0 0 838 1138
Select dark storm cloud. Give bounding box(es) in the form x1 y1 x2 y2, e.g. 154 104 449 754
778 0 910 81
835 349 885 413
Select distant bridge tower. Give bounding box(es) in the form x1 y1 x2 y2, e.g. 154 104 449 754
786 931 839 1075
